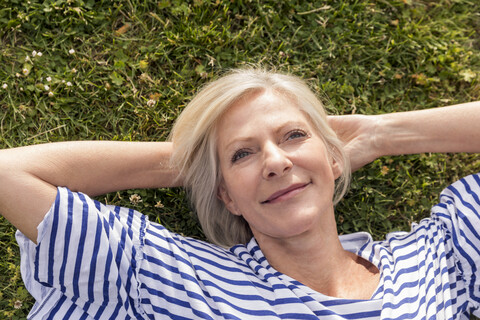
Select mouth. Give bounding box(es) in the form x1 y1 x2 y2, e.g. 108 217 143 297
261 182 311 204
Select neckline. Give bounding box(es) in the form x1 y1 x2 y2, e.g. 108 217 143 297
245 232 383 301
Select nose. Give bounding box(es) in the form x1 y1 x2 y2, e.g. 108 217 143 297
262 142 293 179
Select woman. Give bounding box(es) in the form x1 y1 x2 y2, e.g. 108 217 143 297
1 68 480 319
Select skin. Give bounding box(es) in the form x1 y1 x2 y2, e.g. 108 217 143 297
329 101 480 171
0 141 178 242
0 82 478 299
216 90 380 299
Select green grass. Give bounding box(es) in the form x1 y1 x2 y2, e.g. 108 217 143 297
1 0 480 317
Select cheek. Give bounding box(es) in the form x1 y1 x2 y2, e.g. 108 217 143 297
294 147 325 171
223 170 260 213
224 160 259 188
304 142 334 170
226 174 253 201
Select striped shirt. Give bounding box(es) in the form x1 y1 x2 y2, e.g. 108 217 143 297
16 173 480 319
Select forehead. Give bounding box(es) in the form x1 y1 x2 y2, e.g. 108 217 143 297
215 90 312 145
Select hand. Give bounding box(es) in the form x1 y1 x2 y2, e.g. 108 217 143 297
0 141 178 243
328 115 380 172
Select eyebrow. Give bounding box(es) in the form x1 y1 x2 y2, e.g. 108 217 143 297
222 120 309 151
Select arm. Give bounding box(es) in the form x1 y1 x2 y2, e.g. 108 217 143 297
0 141 178 242
329 101 480 171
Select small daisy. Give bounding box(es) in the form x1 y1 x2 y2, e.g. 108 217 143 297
66 81 72 87
71 68 77 73
14 300 22 309
15 73 21 77
2 83 7 89
48 91 54 97
44 85 50 91
46 76 52 82
69 49 75 54
147 99 156 107
22 68 29 75
37 52 43 57
129 194 142 205
32 50 37 57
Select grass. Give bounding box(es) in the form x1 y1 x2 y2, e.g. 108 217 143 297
1 0 480 317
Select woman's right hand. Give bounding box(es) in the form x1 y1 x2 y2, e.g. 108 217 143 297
0 141 178 243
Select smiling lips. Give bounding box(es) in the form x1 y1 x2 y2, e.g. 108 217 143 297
261 182 311 204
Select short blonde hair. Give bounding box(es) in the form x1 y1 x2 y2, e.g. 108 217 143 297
170 68 350 247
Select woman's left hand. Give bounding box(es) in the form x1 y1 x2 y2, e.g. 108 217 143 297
328 115 380 172
329 101 480 173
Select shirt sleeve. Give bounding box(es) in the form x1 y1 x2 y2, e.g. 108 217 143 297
16 187 148 318
431 173 480 313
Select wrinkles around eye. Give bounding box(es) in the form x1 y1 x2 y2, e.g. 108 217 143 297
231 149 251 163
286 129 307 140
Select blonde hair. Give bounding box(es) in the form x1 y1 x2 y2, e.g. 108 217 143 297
170 68 350 247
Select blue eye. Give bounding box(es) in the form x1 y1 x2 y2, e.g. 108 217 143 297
231 149 250 163
287 129 307 140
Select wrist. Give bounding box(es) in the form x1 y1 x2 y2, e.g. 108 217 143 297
374 111 430 157
373 114 397 158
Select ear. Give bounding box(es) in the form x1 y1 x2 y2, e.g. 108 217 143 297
331 157 343 180
217 181 242 216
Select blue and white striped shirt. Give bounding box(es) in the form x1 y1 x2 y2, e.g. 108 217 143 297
16 173 480 319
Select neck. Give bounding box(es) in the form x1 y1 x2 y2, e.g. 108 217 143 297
253 211 379 299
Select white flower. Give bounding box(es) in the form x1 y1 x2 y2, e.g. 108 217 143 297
69 49 75 54
2 83 7 89
66 81 72 87
25 55 31 62
13 300 22 309
44 85 50 90
129 194 142 205
147 99 156 107
46 76 52 82
19 87 24 91
37 52 42 57
61 79 66 83
22 68 29 75
71 68 77 73
32 50 37 57
48 91 54 97
15 73 21 77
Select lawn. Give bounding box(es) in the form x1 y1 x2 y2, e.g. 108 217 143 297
1 0 480 317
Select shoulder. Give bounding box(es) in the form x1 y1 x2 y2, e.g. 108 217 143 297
431 173 480 229
439 173 480 203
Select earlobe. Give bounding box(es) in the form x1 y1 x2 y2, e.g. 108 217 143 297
217 182 242 216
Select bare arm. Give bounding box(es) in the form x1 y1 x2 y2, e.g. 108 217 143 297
329 101 480 171
0 141 178 242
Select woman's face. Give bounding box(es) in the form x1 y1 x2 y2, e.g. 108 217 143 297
216 90 341 242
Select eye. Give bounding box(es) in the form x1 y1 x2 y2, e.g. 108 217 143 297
286 129 307 141
231 149 251 163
